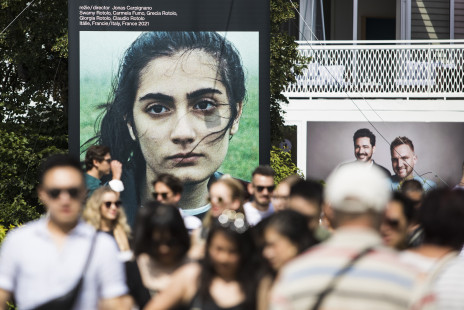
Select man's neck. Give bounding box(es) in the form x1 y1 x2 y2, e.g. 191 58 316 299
86 168 102 180
47 219 78 248
252 201 269 212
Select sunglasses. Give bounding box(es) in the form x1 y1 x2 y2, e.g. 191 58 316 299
153 192 170 200
45 187 82 199
103 159 112 164
254 185 275 193
383 218 400 229
208 196 226 205
104 201 122 208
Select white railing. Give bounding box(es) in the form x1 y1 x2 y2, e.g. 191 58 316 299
284 40 464 99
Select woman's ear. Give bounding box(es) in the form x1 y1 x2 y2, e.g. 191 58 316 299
126 120 137 141
230 101 243 136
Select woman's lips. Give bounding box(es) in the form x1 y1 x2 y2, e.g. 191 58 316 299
166 153 204 165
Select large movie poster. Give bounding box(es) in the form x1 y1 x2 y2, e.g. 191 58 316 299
69 0 269 223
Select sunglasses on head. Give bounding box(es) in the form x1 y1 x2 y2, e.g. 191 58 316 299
153 192 169 200
45 187 81 199
104 201 122 208
384 218 400 229
254 185 275 193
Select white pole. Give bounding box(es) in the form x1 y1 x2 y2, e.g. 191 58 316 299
353 0 358 40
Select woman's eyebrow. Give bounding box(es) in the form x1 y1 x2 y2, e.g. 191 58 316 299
138 92 174 103
186 88 223 99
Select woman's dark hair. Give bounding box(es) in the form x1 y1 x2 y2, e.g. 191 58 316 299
133 201 190 262
419 188 464 250
96 31 246 168
391 191 416 223
198 221 257 310
265 210 318 254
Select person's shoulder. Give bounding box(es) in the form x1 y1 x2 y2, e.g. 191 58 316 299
4 218 44 240
373 161 391 177
174 262 201 281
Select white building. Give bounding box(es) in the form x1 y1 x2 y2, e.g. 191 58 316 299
282 0 464 185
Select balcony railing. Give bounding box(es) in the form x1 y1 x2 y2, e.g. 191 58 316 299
284 40 464 99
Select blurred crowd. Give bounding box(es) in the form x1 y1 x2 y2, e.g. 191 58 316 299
0 149 464 310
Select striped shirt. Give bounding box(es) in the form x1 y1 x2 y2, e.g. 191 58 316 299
270 227 421 310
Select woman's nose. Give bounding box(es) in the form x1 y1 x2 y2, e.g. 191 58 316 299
170 112 196 145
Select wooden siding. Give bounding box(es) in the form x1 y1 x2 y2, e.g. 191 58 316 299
411 0 450 39
456 0 464 38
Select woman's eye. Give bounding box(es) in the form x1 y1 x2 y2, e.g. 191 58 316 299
146 104 170 114
194 100 216 111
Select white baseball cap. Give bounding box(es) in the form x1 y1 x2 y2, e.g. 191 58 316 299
325 163 391 213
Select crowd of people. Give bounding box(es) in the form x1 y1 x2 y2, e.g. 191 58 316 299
0 149 464 310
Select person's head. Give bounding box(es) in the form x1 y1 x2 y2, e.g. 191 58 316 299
419 188 464 251
99 32 246 187
209 177 245 218
353 128 376 163
83 186 131 235
401 179 424 207
271 175 302 212
325 163 391 230
37 154 86 229
134 201 190 265
152 173 183 204
84 145 111 175
248 165 275 208
263 210 317 271
199 219 256 308
288 179 323 229
390 136 417 180
380 192 415 250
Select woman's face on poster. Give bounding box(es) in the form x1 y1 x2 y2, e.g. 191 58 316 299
128 50 241 184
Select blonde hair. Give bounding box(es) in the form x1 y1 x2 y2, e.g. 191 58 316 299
203 176 246 228
83 186 131 236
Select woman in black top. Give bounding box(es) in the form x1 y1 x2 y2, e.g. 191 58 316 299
145 215 257 310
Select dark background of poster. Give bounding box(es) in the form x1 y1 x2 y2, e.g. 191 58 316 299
68 0 270 166
306 122 464 187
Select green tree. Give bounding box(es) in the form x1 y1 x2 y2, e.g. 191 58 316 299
270 0 307 145
0 0 68 226
270 146 304 184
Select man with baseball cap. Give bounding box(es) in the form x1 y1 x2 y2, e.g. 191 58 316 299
270 163 420 310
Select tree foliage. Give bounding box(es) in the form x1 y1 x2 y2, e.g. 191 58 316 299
270 0 307 145
270 146 304 184
0 0 68 226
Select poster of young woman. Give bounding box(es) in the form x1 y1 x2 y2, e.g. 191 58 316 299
68 0 269 223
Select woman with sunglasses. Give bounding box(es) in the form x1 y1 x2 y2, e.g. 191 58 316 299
145 215 258 310
189 176 246 259
83 186 131 251
133 202 191 297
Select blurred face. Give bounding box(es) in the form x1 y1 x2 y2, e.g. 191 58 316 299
151 230 181 265
153 182 180 204
288 196 320 229
100 192 120 222
95 153 112 175
271 183 291 212
129 50 242 185
38 167 85 228
263 227 298 270
391 144 417 180
209 182 240 218
354 137 374 163
208 231 240 278
248 174 275 208
380 200 409 250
